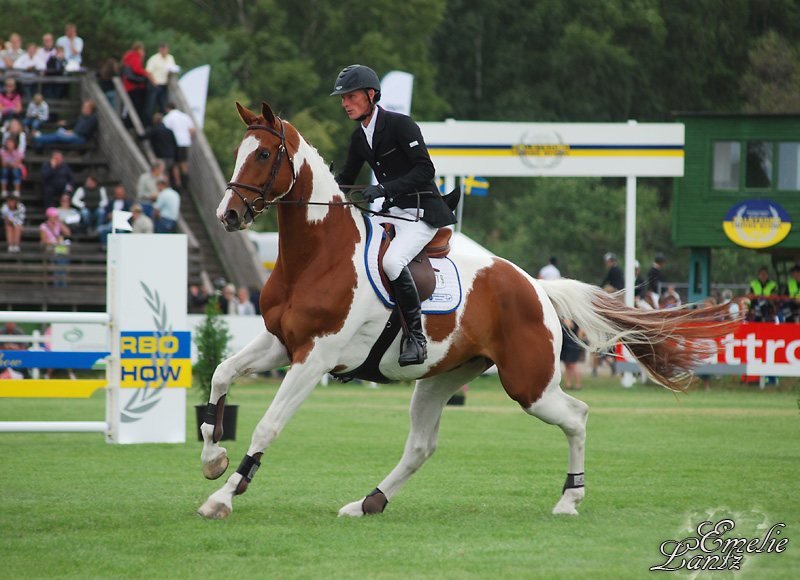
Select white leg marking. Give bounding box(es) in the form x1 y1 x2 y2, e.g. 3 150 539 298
338 360 486 517
528 386 589 516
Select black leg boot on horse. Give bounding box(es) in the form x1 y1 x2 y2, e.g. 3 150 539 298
391 266 427 366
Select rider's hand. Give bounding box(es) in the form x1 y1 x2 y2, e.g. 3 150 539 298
362 184 385 203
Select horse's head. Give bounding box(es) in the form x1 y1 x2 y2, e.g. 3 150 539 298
217 102 297 231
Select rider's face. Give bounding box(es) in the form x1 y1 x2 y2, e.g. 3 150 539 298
340 89 374 123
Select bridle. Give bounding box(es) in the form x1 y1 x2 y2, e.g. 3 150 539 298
224 115 428 223
226 118 295 221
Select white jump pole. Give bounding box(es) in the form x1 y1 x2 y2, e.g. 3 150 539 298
0 421 108 433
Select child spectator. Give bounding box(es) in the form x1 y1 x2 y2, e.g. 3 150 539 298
40 206 72 287
1 194 26 252
44 45 68 99
55 192 82 231
2 119 27 154
1 136 24 197
23 93 49 135
0 78 23 121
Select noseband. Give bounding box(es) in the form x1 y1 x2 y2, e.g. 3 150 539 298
226 118 294 221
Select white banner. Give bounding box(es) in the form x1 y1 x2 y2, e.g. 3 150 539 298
380 70 414 116
178 65 210 130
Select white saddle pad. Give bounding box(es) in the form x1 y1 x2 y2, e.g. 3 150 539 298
363 215 462 314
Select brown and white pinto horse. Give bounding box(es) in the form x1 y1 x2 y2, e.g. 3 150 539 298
197 102 738 520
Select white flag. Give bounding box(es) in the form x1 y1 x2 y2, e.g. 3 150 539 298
112 210 133 232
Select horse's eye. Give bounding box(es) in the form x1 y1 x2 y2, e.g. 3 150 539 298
259 150 271 160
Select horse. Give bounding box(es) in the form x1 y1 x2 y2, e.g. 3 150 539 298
197 102 739 520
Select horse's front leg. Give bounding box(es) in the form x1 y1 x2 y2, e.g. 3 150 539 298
197 353 328 519
200 330 290 481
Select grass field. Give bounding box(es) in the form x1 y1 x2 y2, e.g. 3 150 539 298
1 375 798 579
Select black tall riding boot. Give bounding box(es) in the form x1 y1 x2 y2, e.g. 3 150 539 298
391 266 427 366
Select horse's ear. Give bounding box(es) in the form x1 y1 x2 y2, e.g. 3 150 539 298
261 102 276 126
236 102 258 126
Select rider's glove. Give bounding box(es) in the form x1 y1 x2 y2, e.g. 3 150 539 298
362 184 385 203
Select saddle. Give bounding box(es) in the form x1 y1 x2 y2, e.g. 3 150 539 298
377 186 460 301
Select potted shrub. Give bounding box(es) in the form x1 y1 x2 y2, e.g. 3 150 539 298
193 296 238 440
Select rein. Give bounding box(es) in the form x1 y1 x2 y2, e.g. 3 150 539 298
225 116 427 223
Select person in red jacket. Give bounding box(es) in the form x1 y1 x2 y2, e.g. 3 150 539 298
121 42 154 126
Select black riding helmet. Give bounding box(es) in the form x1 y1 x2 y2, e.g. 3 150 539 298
330 64 382 101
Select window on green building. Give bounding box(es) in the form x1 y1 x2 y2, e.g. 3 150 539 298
778 142 800 190
745 141 772 188
712 141 740 189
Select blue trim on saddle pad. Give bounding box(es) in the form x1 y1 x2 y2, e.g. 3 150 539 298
362 215 462 314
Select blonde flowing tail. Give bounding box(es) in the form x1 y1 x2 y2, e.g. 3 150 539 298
539 278 741 392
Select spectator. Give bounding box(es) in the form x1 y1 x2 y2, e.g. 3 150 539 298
36 33 56 65
136 160 165 218
22 93 49 135
560 318 584 390
56 23 83 66
121 42 154 126
40 206 71 287
645 253 666 308
54 192 82 232
1 136 24 197
141 113 177 175
130 203 154 233
600 252 624 292
152 177 180 233
40 150 73 208
783 265 800 323
71 173 108 233
145 42 179 119
720 289 741 321
97 58 119 109
44 44 68 100
163 102 194 189
219 283 237 315
236 287 256 315
633 260 651 309
96 185 132 248
13 42 47 100
2 119 27 154
0 33 24 69
747 266 777 322
36 99 98 148
0 78 23 121
1 193 25 252
189 285 209 311
103 184 131 224
0 321 28 350
538 256 561 280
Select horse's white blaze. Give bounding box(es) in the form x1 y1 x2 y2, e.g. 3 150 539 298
216 135 261 221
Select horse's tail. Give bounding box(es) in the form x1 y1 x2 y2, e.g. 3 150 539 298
538 278 741 392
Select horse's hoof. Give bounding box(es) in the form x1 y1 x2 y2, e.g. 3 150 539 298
552 487 583 516
197 499 231 519
338 499 366 518
202 453 229 480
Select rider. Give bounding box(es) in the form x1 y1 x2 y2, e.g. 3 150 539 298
331 64 456 366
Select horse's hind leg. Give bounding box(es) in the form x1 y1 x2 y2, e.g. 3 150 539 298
527 387 589 515
338 358 488 517
200 330 289 481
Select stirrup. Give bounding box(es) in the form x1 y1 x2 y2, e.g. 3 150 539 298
398 335 427 366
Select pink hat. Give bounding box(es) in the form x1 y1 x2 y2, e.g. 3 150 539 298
46 207 59 218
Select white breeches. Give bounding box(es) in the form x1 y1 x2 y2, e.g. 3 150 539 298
382 207 438 281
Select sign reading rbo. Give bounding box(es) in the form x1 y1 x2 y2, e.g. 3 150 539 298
120 331 191 387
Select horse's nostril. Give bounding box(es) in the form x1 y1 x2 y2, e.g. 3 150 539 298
225 210 239 227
